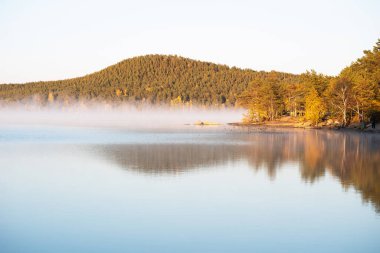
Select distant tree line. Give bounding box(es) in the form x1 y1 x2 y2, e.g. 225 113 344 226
0 55 297 107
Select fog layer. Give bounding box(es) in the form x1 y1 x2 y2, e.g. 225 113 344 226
0 104 244 129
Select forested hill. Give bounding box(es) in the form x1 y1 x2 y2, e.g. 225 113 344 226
0 55 298 106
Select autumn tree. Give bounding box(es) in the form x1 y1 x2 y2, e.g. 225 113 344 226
305 87 325 125
281 81 305 117
239 78 284 122
326 77 354 126
339 39 380 121
340 67 377 122
300 70 329 96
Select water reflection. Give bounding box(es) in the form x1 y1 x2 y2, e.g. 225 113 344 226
100 143 247 174
98 130 380 212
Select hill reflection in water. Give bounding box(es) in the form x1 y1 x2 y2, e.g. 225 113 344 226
98 130 380 212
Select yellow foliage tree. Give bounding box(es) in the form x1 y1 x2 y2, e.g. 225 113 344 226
305 87 325 125
170 96 182 107
48 92 55 103
115 89 122 97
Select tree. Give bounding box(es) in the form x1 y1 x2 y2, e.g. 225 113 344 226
336 38 380 122
305 87 325 125
281 81 305 117
239 78 283 122
341 67 377 122
170 95 182 107
326 77 354 126
300 70 329 96
239 82 264 122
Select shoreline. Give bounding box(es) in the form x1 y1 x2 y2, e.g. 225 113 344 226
228 122 380 133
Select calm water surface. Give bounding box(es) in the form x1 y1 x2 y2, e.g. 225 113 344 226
0 126 379 253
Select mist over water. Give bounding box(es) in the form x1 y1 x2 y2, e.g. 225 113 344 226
1 104 380 253
0 104 244 129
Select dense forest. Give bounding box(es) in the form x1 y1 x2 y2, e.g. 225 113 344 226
0 55 298 107
0 39 379 126
239 39 380 125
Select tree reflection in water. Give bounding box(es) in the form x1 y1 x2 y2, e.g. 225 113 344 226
98 130 380 212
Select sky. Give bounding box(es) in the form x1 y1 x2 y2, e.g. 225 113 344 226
0 0 379 83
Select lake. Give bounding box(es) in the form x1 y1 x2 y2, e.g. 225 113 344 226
0 125 379 253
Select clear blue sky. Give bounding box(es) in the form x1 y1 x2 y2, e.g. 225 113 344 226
0 0 379 83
